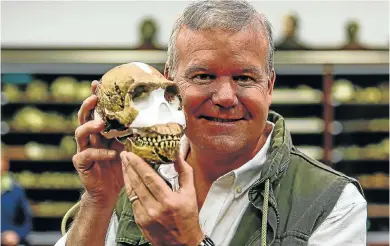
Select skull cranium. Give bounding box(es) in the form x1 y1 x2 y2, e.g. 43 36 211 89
94 62 186 164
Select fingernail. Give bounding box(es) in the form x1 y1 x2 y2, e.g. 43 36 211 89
109 150 117 157
125 152 134 163
120 151 128 160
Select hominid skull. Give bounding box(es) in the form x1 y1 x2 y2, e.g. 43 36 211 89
94 62 185 164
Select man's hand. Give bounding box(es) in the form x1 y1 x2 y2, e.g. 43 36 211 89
120 151 204 246
72 80 124 209
66 81 125 246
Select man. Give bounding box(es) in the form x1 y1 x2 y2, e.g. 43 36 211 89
56 1 367 245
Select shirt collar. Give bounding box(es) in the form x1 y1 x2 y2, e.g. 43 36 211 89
158 121 275 193
231 121 274 198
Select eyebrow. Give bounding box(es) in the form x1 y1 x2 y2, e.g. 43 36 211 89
184 65 209 77
184 65 266 77
240 66 265 76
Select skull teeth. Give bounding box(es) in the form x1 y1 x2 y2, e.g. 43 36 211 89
133 135 181 148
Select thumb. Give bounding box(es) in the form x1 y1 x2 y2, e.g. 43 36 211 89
174 154 194 190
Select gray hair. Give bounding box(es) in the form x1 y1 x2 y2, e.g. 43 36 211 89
166 0 274 78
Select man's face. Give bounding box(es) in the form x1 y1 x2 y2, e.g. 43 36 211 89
172 25 275 154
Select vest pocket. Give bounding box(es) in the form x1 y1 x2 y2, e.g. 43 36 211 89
116 211 151 246
276 231 308 246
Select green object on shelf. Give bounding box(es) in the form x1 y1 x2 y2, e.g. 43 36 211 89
1 173 13 193
2 84 22 102
50 76 78 102
12 107 46 132
332 79 354 103
60 136 76 157
76 81 92 102
25 79 49 102
2 73 33 84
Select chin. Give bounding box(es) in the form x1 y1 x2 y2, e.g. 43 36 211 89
198 135 247 154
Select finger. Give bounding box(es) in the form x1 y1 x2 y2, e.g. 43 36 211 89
73 148 117 172
123 169 155 231
78 95 98 124
121 151 172 201
128 185 149 229
75 119 105 152
111 138 125 152
174 154 194 191
89 134 104 148
124 174 143 212
91 80 100 94
123 166 135 200
121 152 158 206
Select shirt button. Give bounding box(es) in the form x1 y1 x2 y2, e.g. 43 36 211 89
236 186 242 194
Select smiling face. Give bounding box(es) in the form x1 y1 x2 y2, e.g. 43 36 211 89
172 25 275 155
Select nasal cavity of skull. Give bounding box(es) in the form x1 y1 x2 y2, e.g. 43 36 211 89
106 118 127 131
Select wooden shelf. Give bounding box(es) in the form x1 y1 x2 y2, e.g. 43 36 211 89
1 47 388 235
5 145 73 161
25 186 82 190
363 187 389 191
2 100 82 106
7 129 74 134
335 102 389 106
2 49 388 74
341 158 389 162
368 204 390 218
2 49 388 65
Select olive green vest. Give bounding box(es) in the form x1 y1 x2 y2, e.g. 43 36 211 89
63 111 364 245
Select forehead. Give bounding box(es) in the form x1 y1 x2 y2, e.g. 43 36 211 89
175 25 269 71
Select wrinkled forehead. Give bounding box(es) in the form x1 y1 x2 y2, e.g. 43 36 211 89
175 26 269 71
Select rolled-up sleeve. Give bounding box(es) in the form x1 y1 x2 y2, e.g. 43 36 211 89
54 213 118 246
309 183 367 245
54 232 67 246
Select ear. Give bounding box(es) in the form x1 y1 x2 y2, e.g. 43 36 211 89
267 69 276 106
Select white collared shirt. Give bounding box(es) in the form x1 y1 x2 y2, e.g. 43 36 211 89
56 122 367 246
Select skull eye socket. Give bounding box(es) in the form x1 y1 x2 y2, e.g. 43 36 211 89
132 85 148 100
164 85 178 102
164 85 182 110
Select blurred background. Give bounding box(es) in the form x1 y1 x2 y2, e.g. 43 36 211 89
1 1 389 246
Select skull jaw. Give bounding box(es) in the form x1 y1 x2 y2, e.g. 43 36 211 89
124 138 180 164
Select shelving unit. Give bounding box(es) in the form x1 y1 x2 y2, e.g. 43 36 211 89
1 48 388 245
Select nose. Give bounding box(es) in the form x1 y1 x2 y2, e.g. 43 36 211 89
211 79 238 109
158 102 173 119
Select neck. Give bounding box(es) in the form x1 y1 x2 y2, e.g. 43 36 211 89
186 123 273 208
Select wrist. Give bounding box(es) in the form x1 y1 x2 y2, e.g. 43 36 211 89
193 231 205 246
67 193 114 246
197 235 215 246
81 192 116 212
191 227 214 246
